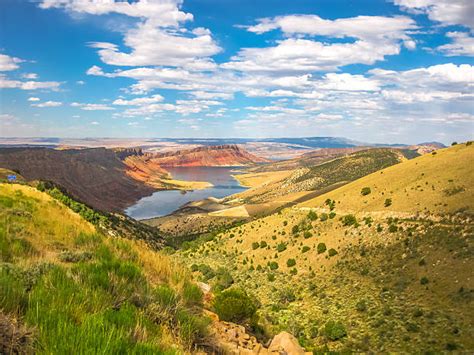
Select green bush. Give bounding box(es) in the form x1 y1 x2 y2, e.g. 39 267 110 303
341 214 357 226
356 299 367 312
303 231 312 239
302 246 310 253
320 213 328 222
292 225 300 235
252 242 260 250
388 224 398 233
317 243 327 254
212 288 257 323
361 187 371 196
286 258 296 267
269 262 279 270
260 241 267 248
307 211 318 221
384 198 392 207
328 248 338 257
420 276 429 285
267 273 275 282
324 320 347 341
277 243 287 252
329 212 336 219
213 268 234 292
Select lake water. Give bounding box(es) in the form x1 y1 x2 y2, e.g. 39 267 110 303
125 167 247 220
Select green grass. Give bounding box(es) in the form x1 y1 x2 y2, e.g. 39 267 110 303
0 183 208 353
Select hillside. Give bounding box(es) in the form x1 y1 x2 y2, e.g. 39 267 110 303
0 147 154 212
233 148 408 204
149 144 270 167
175 142 474 352
0 183 211 353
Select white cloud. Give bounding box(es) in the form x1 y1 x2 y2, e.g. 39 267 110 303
227 15 416 73
88 24 221 67
21 73 38 79
394 0 474 30
71 102 115 110
31 100 62 107
27 97 40 102
41 1 219 68
438 32 474 56
39 0 193 26
0 54 23 71
113 94 164 106
76 80 85 85
90 121 99 125
0 74 60 90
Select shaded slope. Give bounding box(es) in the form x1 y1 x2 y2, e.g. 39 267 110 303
0 147 154 212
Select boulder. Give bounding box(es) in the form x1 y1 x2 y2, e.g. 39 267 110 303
268 332 307 354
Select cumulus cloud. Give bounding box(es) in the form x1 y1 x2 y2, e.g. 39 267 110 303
0 73 60 91
0 54 23 71
71 102 115 110
27 97 40 102
31 100 62 107
113 94 164 106
227 15 417 73
438 32 474 56
394 0 474 30
41 0 220 68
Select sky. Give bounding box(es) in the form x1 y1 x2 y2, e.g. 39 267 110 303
0 0 473 144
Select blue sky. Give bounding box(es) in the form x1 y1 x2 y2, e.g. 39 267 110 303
0 0 473 144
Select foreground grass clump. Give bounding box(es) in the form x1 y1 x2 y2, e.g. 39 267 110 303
0 183 208 353
213 288 257 323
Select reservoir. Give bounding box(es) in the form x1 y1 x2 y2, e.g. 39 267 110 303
125 167 247 220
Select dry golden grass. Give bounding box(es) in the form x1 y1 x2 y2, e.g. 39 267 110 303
300 142 474 214
233 170 293 188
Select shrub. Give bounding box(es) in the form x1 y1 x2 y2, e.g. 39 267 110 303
292 225 299 235
303 231 312 239
260 241 267 248
317 243 327 254
289 268 297 275
384 198 392 207
277 243 287 252
324 320 347 341
267 273 275 282
307 211 318 221
361 187 371 196
341 214 357 227
329 212 336 219
302 246 310 253
356 299 367 312
388 224 398 233
320 213 328 222
328 248 338 257
252 242 259 250
213 268 234 292
278 288 296 304
212 288 257 323
420 276 429 285
269 262 279 270
286 259 296 267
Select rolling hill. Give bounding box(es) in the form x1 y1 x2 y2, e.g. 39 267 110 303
175 142 474 352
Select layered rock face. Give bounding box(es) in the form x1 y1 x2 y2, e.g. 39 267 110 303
149 144 270 167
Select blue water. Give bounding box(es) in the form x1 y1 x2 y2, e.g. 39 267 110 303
125 167 246 220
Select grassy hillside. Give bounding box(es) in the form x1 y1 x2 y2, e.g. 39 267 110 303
301 143 473 214
175 143 474 352
233 148 407 204
0 183 208 354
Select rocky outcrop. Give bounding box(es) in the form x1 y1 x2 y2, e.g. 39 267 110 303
204 310 310 354
0 147 154 212
150 145 269 167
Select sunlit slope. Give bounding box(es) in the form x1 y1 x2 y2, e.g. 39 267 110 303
177 143 474 352
0 183 207 354
301 142 473 214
